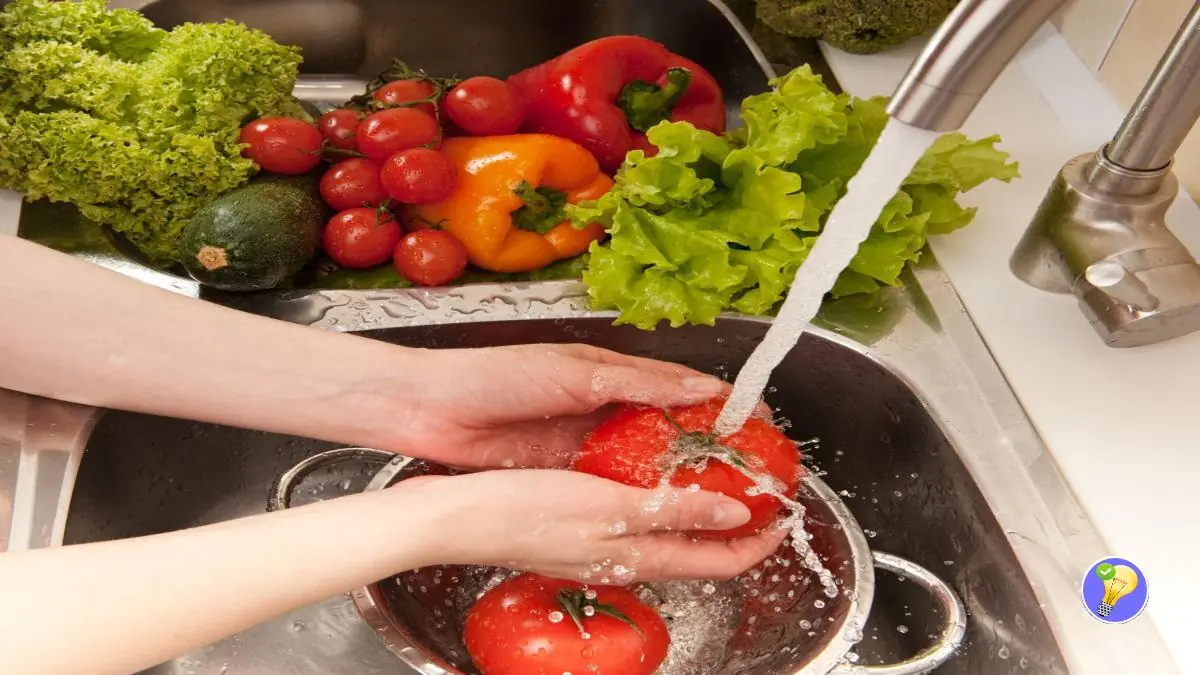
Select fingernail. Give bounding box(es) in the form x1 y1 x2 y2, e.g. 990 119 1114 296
713 501 751 528
683 376 723 396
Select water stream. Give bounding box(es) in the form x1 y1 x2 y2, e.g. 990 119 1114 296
715 120 942 435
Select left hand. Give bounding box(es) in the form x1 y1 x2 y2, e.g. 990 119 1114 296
381 344 728 468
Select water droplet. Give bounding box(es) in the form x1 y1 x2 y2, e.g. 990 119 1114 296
582 606 596 617
548 611 564 624
608 521 627 535
291 621 306 632
998 646 1011 660
814 599 825 608
896 625 909 634
584 589 597 600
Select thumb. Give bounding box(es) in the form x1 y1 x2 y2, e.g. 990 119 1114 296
622 486 751 534
589 364 726 409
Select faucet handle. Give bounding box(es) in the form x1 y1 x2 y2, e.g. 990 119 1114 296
1076 255 1200 348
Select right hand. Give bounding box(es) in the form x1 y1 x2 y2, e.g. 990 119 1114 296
396 469 788 583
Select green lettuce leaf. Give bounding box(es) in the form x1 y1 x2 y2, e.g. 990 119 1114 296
573 64 1020 329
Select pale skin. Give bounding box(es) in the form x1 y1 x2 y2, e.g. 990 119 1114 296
0 236 786 675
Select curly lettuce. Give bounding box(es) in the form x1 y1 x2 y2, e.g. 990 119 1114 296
0 0 304 262
572 65 1020 329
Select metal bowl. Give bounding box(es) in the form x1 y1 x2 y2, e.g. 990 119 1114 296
272 449 966 674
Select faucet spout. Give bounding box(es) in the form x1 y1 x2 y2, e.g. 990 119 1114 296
887 0 1069 132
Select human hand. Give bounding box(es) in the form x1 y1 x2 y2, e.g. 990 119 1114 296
397 469 788 582
384 344 730 468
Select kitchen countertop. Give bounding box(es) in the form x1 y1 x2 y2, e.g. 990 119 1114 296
819 24 1200 675
2 18 1196 674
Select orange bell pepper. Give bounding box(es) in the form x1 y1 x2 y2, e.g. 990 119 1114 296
410 134 612 274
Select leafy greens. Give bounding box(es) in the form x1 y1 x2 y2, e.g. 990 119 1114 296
0 0 306 262
571 65 1020 330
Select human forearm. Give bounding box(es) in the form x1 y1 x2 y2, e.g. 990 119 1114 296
0 487 438 675
0 237 418 451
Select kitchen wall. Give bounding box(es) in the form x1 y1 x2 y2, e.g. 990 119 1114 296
1054 0 1200 200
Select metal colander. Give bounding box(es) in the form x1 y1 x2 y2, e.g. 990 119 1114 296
272 449 966 675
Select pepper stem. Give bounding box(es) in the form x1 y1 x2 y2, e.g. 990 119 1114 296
513 181 568 234
617 67 693 133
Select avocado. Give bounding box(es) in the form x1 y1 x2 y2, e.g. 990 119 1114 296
181 173 326 292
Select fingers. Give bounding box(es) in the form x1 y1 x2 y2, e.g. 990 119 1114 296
624 526 790 581
589 364 726 409
620 487 751 534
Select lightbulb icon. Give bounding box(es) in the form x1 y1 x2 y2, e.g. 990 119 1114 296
1095 563 1139 617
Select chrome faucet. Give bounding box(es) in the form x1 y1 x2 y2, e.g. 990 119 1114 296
1010 2 1200 347
887 0 1200 347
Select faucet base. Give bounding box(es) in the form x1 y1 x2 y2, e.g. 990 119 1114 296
1011 150 1200 348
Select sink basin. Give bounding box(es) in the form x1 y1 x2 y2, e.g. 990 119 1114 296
65 315 1054 674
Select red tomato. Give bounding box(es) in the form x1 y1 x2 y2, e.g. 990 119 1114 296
357 108 440 161
319 158 389 211
575 398 801 540
239 117 323 174
444 76 524 136
322 208 402 269
393 229 468 286
464 574 669 675
380 148 457 204
372 79 437 117
317 108 361 152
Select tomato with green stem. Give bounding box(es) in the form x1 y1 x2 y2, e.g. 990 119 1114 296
575 398 801 540
464 574 669 675
392 229 468 286
239 117 323 175
372 79 437 117
322 207 402 269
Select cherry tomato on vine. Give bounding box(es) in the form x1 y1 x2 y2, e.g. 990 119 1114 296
393 229 468 286
380 148 457 204
357 108 440 161
239 117 323 174
317 108 361 152
372 80 437 117
322 207 402 269
444 76 525 136
319 158 389 211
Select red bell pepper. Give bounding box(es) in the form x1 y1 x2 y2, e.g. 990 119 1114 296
507 36 726 173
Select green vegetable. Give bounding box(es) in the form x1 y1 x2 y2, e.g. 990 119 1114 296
0 0 305 263
756 0 960 55
570 65 1019 330
180 175 325 292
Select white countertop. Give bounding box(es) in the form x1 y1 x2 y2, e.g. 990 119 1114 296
821 25 1200 674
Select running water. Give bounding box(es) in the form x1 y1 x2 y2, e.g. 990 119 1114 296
715 121 942 435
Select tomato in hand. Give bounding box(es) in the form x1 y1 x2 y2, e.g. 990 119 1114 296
372 79 437 117
393 229 468 286
464 574 669 675
317 108 361 152
357 108 440 161
380 148 456 204
239 117 323 174
320 158 389 211
444 76 524 136
575 398 801 540
322 207 402 269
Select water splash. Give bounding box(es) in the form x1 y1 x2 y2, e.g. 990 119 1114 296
715 121 941 434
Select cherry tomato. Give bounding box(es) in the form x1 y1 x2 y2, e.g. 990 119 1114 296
444 76 524 136
357 108 440 161
464 574 669 675
575 398 801 540
317 108 361 152
393 229 468 286
319 158 389 211
372 79 437 117
380 148 457 205
322 207 402 269
239 117 323 174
